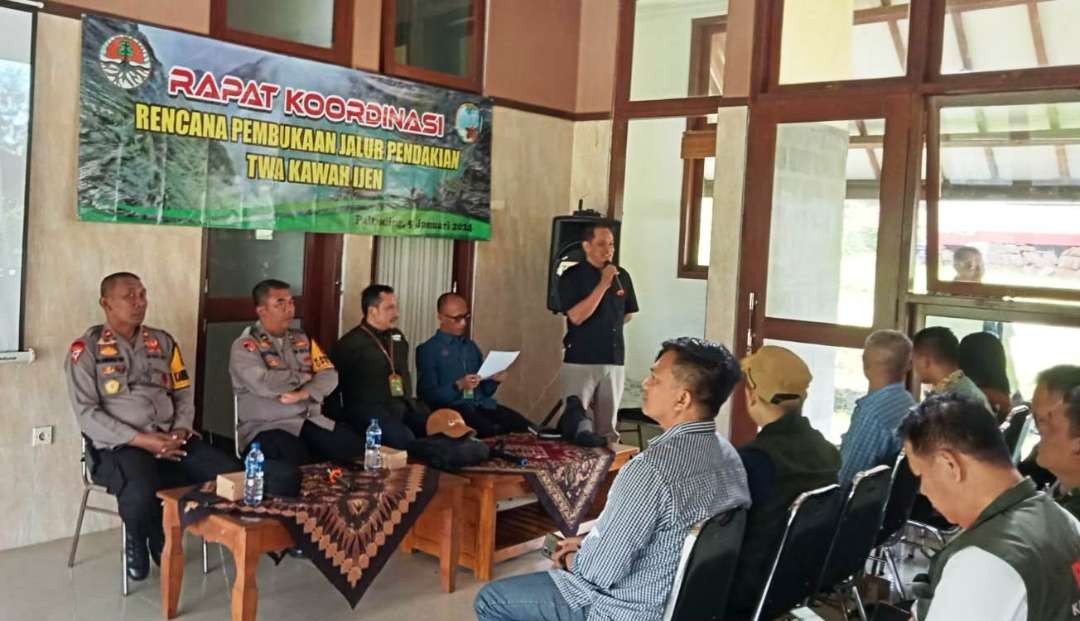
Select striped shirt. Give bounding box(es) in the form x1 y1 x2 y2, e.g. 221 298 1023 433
838 382 915 484
550 420 751 620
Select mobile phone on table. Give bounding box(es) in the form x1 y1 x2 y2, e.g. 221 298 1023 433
541 532 563 559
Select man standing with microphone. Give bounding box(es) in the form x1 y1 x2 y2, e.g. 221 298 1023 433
558 223 639 443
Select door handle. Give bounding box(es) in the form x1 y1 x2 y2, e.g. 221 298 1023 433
746 291 759 352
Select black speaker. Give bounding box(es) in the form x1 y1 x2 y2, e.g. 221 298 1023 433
546 210 621 313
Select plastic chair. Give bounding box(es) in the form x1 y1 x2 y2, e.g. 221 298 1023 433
663 507 747 621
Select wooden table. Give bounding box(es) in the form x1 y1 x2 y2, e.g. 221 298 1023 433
158 472 465 621
402 444 638 582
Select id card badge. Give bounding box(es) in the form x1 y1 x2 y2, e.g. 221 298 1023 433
463 387 475 400
389 373 405 397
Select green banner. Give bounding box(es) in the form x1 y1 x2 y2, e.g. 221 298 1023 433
78 16 492 240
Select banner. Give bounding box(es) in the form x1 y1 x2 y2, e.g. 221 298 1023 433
78 16 492 240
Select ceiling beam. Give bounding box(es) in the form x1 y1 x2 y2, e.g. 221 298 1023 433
853 0 1052 26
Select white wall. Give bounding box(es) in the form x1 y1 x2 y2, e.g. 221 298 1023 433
621 118 708 390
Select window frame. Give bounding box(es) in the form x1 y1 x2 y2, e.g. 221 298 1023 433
677 125 716 279
688 15 727 98
209 0 354 66
380 0 486 93
0 0 37 354
925 89 1080 302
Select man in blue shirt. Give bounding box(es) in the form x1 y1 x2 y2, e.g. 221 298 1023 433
415 292 532 437
474 337 750 621
838 329 917 485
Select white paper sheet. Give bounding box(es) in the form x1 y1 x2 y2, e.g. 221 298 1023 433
477 350 520 380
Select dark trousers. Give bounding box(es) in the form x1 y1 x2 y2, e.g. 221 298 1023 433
248 421 364 496
91 437 238 543
454 402 532 438
339 399 430 449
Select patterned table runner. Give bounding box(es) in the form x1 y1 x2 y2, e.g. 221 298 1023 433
462 433 615 536
180 462 438 607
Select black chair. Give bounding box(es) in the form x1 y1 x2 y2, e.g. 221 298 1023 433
750 484 845 621
617 407 659 449
816 465 893 621
1001 405 1031 463
870 453 919 599
663 507 746 621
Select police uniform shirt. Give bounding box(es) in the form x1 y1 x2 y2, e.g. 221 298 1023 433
229 322 338 450
65 323 193 450
558 261 639 365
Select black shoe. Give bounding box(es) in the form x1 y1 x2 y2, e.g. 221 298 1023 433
148 528 164 567
125 529 150 581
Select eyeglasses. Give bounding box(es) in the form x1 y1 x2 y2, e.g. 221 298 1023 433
442 313 471 323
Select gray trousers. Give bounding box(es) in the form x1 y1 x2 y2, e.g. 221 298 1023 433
561 363 626 441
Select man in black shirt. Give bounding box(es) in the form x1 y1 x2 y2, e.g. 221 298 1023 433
329 284 430 448
558 224 639 442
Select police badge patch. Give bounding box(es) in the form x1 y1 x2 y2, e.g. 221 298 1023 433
70 341 86 364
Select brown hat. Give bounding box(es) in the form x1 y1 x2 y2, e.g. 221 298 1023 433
426 408 476 439
741 346 812 406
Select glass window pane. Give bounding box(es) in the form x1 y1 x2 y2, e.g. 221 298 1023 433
207 229 306 298
394 0 475 77
942 0 1080 75
764 339 866 444
697 157 715 267
936 100 1080 292
765 120 883 327
780 0 909 84
631 2 727 101
227 0 334 48
924 315 1080 403
622 118 708 396
0 6 32 352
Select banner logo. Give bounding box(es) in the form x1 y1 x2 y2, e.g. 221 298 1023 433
455 103 482 143
99 34 152 89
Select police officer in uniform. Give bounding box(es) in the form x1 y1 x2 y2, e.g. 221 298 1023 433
65 272 237 581
229 279 362 492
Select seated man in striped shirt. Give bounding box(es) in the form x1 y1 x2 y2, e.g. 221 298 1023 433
474 337 751 621
838 329 917 485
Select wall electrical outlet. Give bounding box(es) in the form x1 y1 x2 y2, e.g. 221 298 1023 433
32 425 53 447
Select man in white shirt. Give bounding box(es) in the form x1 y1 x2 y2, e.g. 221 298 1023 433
900 394 1080 620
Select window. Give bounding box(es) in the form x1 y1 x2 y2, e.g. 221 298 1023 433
928 94 1080 300
765 119 885 328
211 0 353 65
679 124 715 278
765 339 866 444
630 1 727 101
941 0 1080 75
0 4 34 353
778 0 911 85
382 0 485 92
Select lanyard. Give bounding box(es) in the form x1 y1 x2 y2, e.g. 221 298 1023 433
361 325 395 371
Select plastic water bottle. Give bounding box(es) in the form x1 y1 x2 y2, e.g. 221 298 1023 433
364 418 383 471
244 442 265 506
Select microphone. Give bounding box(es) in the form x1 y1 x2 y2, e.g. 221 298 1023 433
605 261 625 297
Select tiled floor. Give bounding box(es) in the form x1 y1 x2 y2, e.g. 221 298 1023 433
0 523 932 620
0 526 550 620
